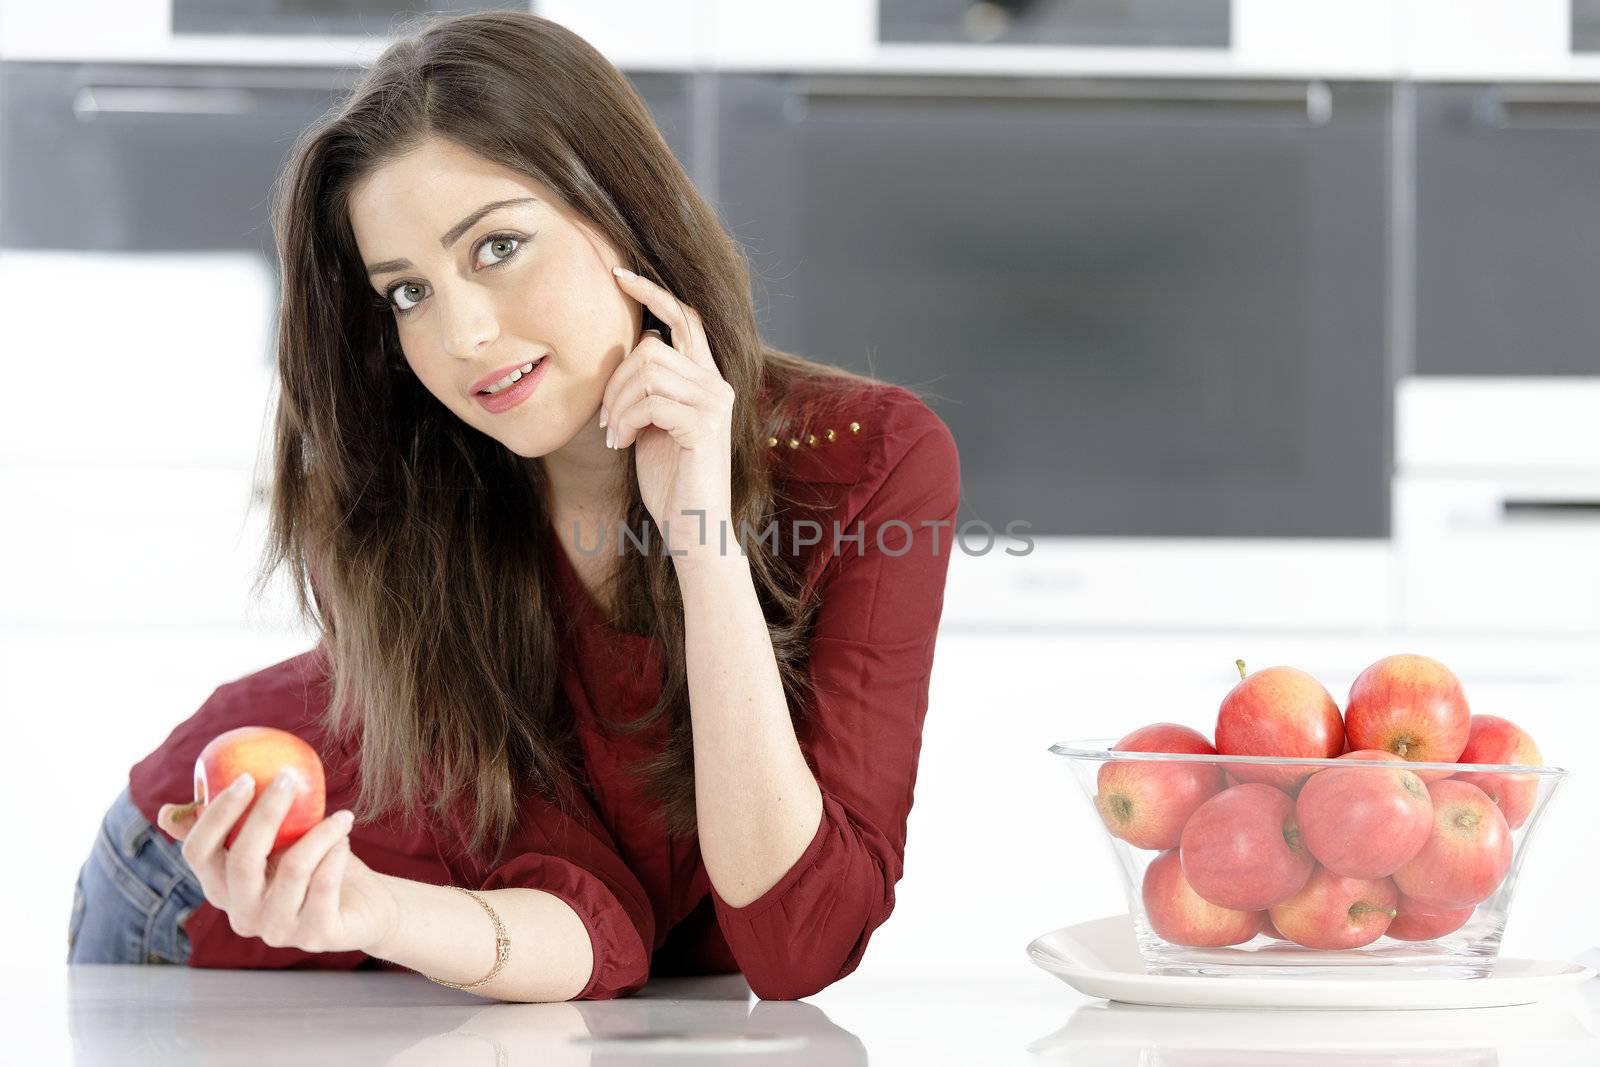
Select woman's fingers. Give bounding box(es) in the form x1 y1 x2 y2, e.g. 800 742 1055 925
156 804 187 841
256 812 354 948
606 345 713 448
612 267 715 372
610 393 701 451
300 836 354 942
180 773 257 901
225 768 307 916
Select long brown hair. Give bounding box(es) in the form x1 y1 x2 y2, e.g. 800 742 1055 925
251 10 888 869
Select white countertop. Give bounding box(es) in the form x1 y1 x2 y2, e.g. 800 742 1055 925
19 966 1600 1065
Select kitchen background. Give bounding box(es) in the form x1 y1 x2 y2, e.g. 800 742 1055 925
6 0 1600 992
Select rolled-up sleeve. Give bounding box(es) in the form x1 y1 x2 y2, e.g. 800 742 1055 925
710 408 962 999
480 844 656 1000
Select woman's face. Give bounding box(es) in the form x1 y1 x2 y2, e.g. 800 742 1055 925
348 135 642 460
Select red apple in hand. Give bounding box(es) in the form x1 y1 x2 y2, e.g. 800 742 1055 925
1142 849 1258 948
1095 723 1226 850
1345 654 1471 781
1452 715 1543 830
1268 868 1398 949
1393 779 1512 909
1215 661 1344 791
166 726 326 854
1295 762 1433 878
1179 782 1316 910
1386 891 1476 941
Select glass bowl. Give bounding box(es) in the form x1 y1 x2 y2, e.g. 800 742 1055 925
1051 738 1568 980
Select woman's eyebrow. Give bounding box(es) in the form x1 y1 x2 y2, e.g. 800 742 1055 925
365 196 539 277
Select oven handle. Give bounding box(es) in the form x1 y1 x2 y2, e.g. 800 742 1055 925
1472 85 1600 131
1499 498 1600 523
787 76 1334 126
72 70 356 120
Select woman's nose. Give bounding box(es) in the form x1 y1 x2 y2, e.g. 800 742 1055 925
438 290 501 357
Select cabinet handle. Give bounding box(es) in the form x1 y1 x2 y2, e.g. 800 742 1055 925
1473 85 1600 131
71 70 356 121
789 76 1333 126
1500 499 1600 522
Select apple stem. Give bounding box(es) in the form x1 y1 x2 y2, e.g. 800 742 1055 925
1349 903 1398 919
1394 739 1410 758
169 799 202 822
1235 659 1247 681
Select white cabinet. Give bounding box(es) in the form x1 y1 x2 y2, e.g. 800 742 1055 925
696 0 1400 78
1404 0 1597 81
532 0 698 70
0 465 303 629
1396 379 1600 633
0 252 278 469
1395 472 1600 632
940 539 1396 632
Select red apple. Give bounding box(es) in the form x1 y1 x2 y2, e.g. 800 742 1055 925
1095 723 1226 850
1385 891 1476 941
1452 715 1543 830
170 726 326 854
1215 661 1344 791
1340 749 1400 762
1268 867 1398 949
1295 762 1433 878
1179 782 1316 910
1393 779 1512 909
1345 654 1471 781
1142 849 1258 948
1256 910 1285 940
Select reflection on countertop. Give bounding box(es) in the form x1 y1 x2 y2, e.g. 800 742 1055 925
1030 982 1600 1066
17 966 1598 1066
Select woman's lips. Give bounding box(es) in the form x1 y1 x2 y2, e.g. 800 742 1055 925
475 357 550 414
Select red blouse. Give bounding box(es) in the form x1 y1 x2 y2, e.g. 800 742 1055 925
127 379 962 1000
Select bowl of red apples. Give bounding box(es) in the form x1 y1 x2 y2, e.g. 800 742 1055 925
1052 653 1566 980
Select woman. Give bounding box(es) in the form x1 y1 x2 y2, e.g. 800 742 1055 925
67 11 960 1003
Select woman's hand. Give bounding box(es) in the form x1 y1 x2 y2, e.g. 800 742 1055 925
156 769 397 956
602 266 735 558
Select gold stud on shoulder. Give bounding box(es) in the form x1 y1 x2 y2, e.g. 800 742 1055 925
765 422 856 447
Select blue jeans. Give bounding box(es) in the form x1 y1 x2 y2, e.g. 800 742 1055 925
68 783 204 965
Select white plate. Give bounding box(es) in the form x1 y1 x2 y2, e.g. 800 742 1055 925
1027 915 1596 1011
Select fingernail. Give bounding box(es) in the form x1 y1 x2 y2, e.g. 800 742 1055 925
606 425 615 449
334 810 354 827
599 405 608 429
229 774 255 795
271 768 299 792
613 265 636 281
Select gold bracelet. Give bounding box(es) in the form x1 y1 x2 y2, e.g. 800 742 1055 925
420 885 511 991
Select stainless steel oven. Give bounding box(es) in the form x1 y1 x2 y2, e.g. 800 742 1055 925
1575 0 1600 53
171 0 524 37
714 73 1393 538
878 0 1229 49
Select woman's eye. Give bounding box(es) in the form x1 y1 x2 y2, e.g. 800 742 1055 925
477 234 520 269
384 233 524 315
388 282 425 312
